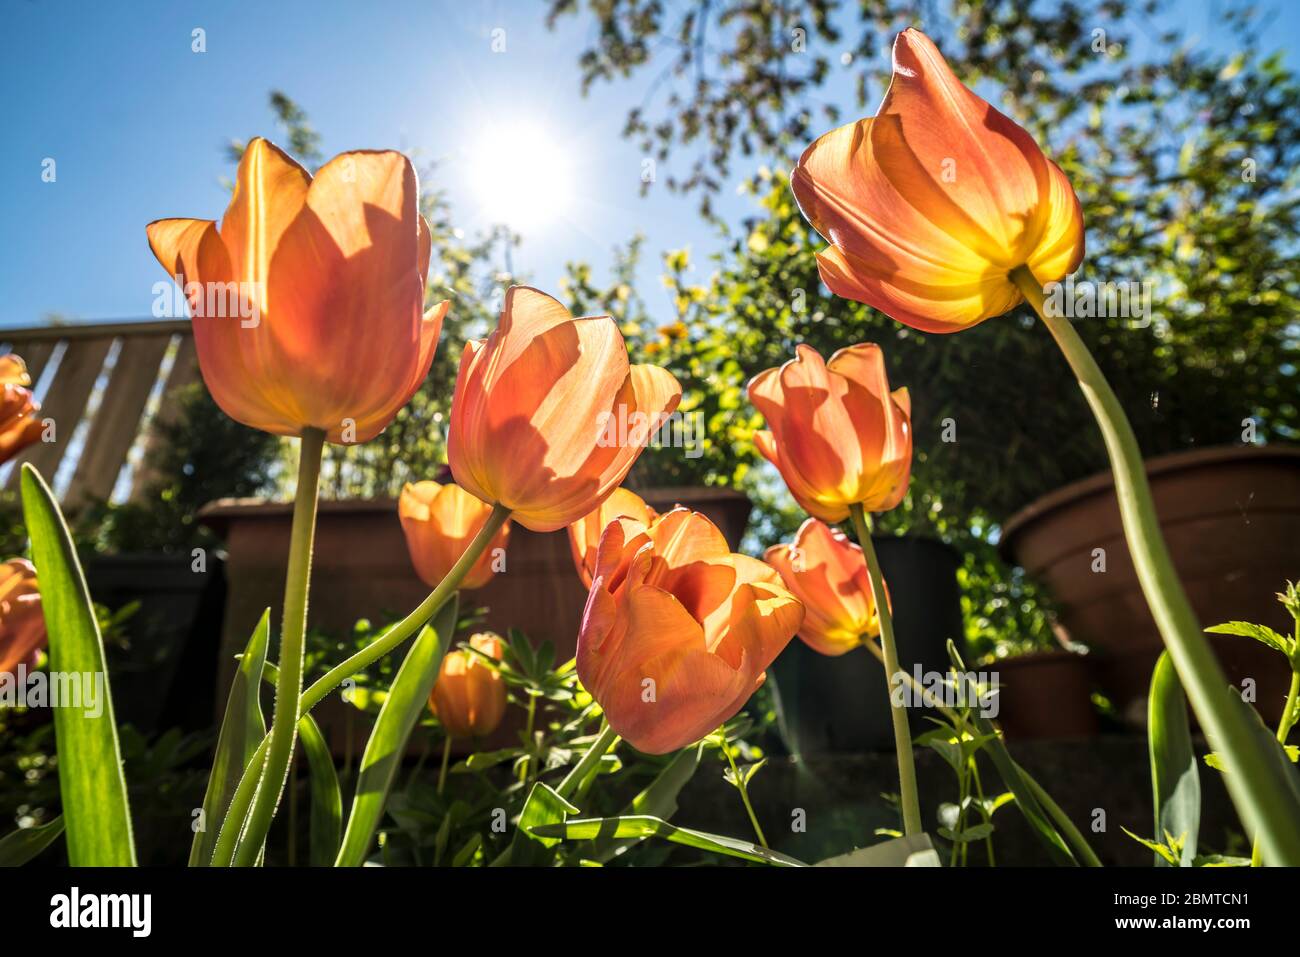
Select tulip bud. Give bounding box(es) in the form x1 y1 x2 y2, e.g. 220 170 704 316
0 356 44 467
399 481 511 591
429 632 507 739
0 559 45 676
766 518 886 656
748 343 911 522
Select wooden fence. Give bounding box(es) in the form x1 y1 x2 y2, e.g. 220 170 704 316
0 320 199 507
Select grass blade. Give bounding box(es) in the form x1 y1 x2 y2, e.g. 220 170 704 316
335 595 458 866
20 464 135 866
190 610 269 866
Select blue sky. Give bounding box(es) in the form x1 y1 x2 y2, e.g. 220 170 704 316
1 0 1297 330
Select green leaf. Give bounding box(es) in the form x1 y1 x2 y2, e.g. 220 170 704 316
1205 745 1299 771
20 465 136 866
1205 621 1293 656
455 748 520 773
1122 827 1181 866
531 815 806 866
0 816 65 867
451 832 482 867
938 822 994 843
502 782 580 866
335 595 458 866
298 710 342 867
1148 651 1199 866
966 713 1077 866
591 741 705 863
189 610 269 866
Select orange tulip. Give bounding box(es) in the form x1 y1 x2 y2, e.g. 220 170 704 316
146 138 448 443
0 559 45 676
448 286 681 532
0 356 44 466
398 481 511 591
790 28 1084 333
748 343 911 522
765 518 888 657
429 632 507 739
576 508 803 754
567 487 658 589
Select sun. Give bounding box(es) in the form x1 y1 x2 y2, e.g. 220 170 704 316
465 120 574 234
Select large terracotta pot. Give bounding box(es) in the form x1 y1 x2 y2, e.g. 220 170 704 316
1001 445 1300 726
199 486 752 748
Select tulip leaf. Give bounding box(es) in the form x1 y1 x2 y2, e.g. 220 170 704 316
298 707 342 867
0 815 65 867
335 595 458 866
1148 651 1199 866
529 815 807 866
590 741 705 863
499 782 580 867
190 609 269 866
20 465 136 866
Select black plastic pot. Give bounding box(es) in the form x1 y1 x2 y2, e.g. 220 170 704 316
83 552 227 735
768 536 963 756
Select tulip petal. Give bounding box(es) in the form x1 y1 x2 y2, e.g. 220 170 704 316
261 150 428 440
219 138 311 294
0 356 31 388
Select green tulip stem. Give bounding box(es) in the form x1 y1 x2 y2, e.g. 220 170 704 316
850 502 923 837
721 738 769 847
229 427 324 868
1012 265 1300 864
213 501 511 866
557 721 618 802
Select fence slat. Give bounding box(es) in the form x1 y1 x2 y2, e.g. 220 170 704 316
64 335 173 507
7 341 57 384
5 337 114 491
128 335 200 501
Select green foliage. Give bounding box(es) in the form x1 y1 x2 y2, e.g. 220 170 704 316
0 815 64 867
20 465 136 865
1147 651 1199 866
190 610 269 867
337 598 457 866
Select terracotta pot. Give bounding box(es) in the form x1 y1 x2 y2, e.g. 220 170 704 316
1000 445 1300 727
199 486 752 751
990 651 1098 740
